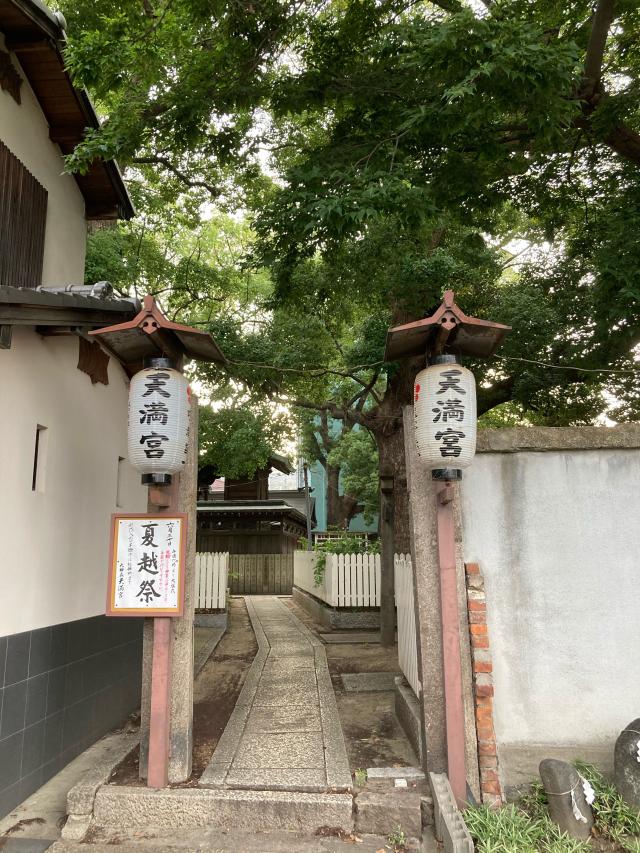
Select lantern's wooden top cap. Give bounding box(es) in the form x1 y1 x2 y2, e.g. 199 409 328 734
384 290 511 361
89 295 226 368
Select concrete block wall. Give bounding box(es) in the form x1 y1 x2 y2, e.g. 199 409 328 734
461 425 640 789
0 615 142 819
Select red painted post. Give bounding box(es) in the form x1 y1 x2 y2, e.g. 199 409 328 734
147 617 173 788
436 480 467 808
146 473 180 789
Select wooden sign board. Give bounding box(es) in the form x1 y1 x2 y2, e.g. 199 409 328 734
106 513 187 617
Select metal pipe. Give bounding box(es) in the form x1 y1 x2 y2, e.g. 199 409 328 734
303 463 313 550
36 281 113 298
435 480 467 807
379 469 396 648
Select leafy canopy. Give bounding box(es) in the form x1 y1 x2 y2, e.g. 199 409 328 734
69 0 640 444
198 405 292 481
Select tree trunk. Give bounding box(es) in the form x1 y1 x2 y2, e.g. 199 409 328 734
326 463 359 529
368 353 420 554
378 425 410 553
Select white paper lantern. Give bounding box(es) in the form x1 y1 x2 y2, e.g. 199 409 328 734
414 358 476 470
128 360 190 483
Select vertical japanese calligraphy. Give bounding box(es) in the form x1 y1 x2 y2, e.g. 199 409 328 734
128 366 190 479
106 514 187 616
413 362 477 469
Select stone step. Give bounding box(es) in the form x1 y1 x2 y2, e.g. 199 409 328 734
91 785 354 834
49 828 417 853
355 789 423 838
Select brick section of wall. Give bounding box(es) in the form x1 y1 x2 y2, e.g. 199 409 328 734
465 562 504 807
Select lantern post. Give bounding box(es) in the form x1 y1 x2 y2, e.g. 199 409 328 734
385 291 510 807
90 297 225 789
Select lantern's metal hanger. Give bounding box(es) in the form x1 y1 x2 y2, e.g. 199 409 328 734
89 295 226 370
384 290 511 362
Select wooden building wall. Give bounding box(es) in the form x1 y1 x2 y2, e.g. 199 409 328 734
196 511 305 555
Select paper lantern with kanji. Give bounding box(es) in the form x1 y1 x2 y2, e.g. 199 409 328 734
413 359 476 470
128 360 190 484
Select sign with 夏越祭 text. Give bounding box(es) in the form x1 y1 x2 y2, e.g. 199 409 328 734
106 513 187 616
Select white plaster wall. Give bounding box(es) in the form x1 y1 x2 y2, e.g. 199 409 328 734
461 450 640 766
0 34 86 285
0 327 147 636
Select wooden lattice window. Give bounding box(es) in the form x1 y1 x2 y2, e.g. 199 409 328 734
0 140 48 289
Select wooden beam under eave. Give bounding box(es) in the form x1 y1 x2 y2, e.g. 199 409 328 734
0 305 136 326
49 124 84 144
6 39 53 53
85 206 119 221
35 325 75 336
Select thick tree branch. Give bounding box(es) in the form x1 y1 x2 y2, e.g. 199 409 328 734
133 156 219 197
281 396 373 429
477 377 516 416
603 124 640 166
583 0 616 97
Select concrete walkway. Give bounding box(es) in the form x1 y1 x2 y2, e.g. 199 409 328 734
200 596 351 793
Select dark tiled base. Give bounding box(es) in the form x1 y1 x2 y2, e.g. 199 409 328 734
0 615 142 820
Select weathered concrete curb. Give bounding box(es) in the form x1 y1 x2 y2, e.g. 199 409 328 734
194 611 227 629
93 785 354 833
292 587 382 630
61 731 140 841
394 676 424 765
430 773 474 853
193 625 225 677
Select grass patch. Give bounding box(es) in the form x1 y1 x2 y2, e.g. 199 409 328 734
465 764 640 853
576 763 640 849
465 802 590 852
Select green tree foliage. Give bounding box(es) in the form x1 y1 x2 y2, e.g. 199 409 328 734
69 0 640 431
250 0 640 428
198 405 292 481
67 0 640 548
327 429 379 525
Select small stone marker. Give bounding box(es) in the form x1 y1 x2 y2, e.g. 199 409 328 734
614 717 640 807
539 759 594 840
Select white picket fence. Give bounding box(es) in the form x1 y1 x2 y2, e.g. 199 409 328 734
294 550 420 695
394 553 420 697
294 551 381 607
195 552 229 610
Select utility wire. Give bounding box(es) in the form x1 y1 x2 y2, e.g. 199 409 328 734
225 354 637 377
493 355 638 375
225 358 385 377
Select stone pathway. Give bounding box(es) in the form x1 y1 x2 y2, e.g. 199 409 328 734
200 596 351 793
